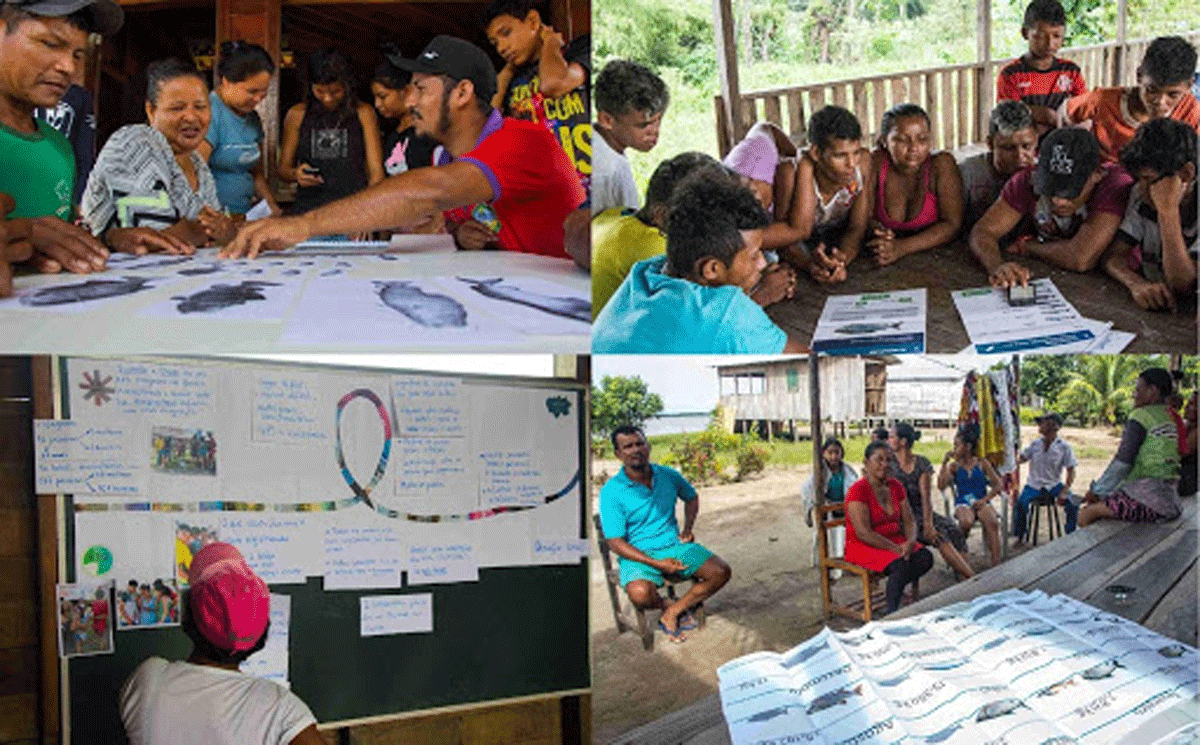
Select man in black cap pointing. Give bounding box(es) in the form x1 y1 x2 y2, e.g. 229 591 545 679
223 35 587 264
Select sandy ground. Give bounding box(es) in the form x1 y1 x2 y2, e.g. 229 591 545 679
589 425 1120 744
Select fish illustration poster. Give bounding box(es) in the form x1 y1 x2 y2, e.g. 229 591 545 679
718 589 1198 745
811 289 927 355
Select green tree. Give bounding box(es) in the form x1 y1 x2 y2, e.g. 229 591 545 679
592 375 665 441
1020 355 1077 405
1052 355 1148 426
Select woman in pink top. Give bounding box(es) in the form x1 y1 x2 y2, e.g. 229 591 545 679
868 103 964 265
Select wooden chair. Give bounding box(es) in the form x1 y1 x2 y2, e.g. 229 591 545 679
817 503 918 623
593 514 705 650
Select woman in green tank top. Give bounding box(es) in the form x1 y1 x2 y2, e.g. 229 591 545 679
1079 367 1183 527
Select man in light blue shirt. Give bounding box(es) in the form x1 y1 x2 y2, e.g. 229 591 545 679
598 426 731 641
592 168 803 354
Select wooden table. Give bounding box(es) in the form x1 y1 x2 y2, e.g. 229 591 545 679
610 497 1198 745
766 242 1197 354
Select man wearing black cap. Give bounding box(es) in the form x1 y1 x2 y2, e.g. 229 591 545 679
1014 411 1077 545
968 127 1133 287
0 0 123 288
223 35 587 264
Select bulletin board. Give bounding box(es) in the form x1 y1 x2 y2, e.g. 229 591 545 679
47 356 588 743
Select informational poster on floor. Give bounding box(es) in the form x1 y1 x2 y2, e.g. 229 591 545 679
718 589 1198 745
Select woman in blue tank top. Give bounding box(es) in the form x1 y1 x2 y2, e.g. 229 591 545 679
937 423 1003 567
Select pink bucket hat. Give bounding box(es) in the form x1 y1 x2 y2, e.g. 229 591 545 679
722 130 779 184
188 542 269 652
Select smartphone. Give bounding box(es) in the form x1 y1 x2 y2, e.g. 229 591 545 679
1008 284 1036 306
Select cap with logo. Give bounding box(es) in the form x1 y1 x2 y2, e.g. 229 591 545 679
386 35 498 108
188 542 270 653
6 0 123 34
1032 127 1100 199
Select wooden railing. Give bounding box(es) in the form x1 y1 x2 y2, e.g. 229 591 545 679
716 30 1200 155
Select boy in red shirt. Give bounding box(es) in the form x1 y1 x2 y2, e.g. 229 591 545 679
996 0 1086 135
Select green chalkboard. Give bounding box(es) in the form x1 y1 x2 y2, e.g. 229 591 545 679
60 357 589 744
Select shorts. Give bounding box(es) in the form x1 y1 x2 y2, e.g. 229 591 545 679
619 542 714 587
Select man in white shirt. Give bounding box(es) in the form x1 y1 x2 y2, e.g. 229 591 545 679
1013 411 1078 545
592 60 668 214
120 542 322 745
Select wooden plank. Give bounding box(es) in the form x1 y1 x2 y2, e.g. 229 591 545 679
764 95 782 128
0 693 37 740
351 697 563 745
32 355 56 745
712 0 743 142
0 601 37 649
0 508 35 557
1083 528 1198 624
0 556 35 599
957 68 969 149
851 81 867 131
809 87 826 114
1032 520 1178 600
0 646 37 697
1142 562 1198 646
605 693 725 745
890 76 905 108
871 78 886 142
908 74 923 106
787 90 805 144
831 82 847 110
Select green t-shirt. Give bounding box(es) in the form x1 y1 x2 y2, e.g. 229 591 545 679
0 118 75 220
591 207 666 319
1127 404 1180 483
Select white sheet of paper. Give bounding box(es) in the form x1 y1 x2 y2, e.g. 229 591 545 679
0 272 187 314
952 279 1097 354
391 375 467 437
530 537 588 564
322 524 405 590
137 271 309 321
479 448 546 507
386 233 457 253
34 420 141 495
241 593 291 686
220 515 313 585
446 276 591 335
244 199 272 221
392 437 469 502
1084 328 1136 354
252 371 329 446
360 593 433 636
406 541 478 584
811 288 927 354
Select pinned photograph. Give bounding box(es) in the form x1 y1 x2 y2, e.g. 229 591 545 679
152 427 218 475
176 521 220 586
115 576 180 630
57 580 115 657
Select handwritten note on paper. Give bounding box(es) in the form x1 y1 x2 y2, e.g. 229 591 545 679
34 420 140 495
360 593 433 636
393 438 468 499
391 376 466 438
323 525 404 590
103 361 215 420
407 542 478 585
479 450 544 507
252 373 327 445
221 516 310 585
242 594 291 687
531 538 589 565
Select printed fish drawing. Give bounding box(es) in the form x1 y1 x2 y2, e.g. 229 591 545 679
282 269 302 276
921 659 967 670
122 256 192 271
1080 659 1123 680
834 322 902 334
177 263 224 276
781 643 826 667
873 674 907 687
457 277 590 323
839 632 874 646
172 281 281 314
746 706 791 723
971 603 1004 620
1036 737 1080 745
1158 644 1187 658
321 269 343 277
925 722 962 743
881 625 922 637
1035 678 1078 697
980 636 1010 651
21 276 153 306
975 698 1027 722
1021 623 1055 636
805 684 863 715
375 281 468 328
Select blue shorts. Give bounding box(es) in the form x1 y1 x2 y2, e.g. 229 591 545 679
619 542 714 587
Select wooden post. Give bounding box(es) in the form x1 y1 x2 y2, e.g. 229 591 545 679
712 0 743 155
214 0 282 193
1114 0 1128 83
810 353 825 508
31 357 58 744
975 0 993 144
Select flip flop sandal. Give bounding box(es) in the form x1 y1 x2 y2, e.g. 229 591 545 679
677 612 699 631
657 620 686 642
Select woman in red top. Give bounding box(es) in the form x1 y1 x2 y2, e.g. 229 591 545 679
845 440 933 613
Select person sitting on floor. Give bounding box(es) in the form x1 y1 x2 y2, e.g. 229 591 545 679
888 423 973 579
1079 367 1183 527
959 101 1038 233
592 166 805 353
866 103 964 267
592 59 668 214
1180 391 1197 497
845 440 933 615
591 151 717 318
120 543 322 744
937 423 1003 567
968 127 1133 287
1013 411 1078 546
1059 36 1199 164
598 426 732 642
1101 118 1197 311
801 436 859 576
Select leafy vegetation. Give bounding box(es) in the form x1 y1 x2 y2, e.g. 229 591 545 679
591 375 664 443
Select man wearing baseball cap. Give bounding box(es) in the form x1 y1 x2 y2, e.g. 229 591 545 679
120 543 322 745
223 34 587 265
1013 411 1078 546
968 127 1132 287
0 0 123 290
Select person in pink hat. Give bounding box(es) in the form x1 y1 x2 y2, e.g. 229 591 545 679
120 542 321 745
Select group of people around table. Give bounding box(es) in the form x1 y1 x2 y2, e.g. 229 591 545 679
0 0 592 300
592 0 1198 353
802 365 1192 615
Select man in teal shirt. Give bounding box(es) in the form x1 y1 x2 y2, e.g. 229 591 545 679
592 167 803 354
599 426 732 642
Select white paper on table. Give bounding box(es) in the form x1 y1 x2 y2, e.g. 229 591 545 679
322 524 405 590
406 540 478 584
288 240 395 253
391 375 467 437
360 593 433 636
444 276 591 335
220 514 313 585
811 288 926 354
242 594 291 686
34 420 142 495
1084 327 1136 353
0 271 189 314
952 279 1097 353
244 199 272 221
529 537 588 564
251 370 329 446
386 233 457 253
137 270 309 321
